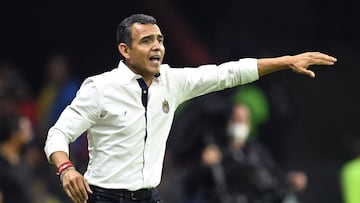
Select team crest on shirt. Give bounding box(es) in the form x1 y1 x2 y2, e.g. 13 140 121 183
162 99 169 113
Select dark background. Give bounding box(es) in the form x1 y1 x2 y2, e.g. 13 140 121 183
1 0 359 202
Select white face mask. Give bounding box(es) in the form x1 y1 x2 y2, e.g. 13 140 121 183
227 123 250 142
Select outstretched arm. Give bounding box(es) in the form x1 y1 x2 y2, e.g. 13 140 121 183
258 52 337 78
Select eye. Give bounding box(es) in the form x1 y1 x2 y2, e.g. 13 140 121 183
158 36 164 44
141 38 151 44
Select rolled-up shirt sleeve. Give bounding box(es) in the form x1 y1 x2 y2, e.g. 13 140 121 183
44 78 102 162
173 58 259 104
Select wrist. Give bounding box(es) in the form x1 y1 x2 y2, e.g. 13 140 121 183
59 166 76 182
258 55 292 77
57 161 75 176
279 55 292 68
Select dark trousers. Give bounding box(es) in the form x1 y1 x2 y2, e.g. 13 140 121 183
88 185 162 203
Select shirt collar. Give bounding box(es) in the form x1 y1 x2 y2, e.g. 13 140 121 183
117 60 165 86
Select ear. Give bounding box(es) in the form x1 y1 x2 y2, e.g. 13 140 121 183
118 43 130 59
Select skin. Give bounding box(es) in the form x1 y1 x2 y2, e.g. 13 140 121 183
0 117 33 165
258 52 337 78
229 104 251 150
49 22 336 203
118 23 165 86
0 116 32 202
203 104 308 192
203 104 251 165
50 151 91 203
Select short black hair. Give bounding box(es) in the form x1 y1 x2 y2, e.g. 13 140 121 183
116 14 157 47
0 110 21 143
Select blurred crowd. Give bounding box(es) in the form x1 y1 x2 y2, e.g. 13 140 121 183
0 54 359 203
0 53 83 203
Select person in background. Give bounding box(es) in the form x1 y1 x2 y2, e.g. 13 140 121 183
185 102 307 203
0 110 34 203
0 61 37 124
37 53 84 202
37 53 80 140
0 60 61 203
37 53 87 169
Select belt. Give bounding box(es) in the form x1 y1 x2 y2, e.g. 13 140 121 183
90 185 158 201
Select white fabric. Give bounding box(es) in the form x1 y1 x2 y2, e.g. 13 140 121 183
44 59 259 190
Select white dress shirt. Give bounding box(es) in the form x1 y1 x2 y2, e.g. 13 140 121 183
44 59 259 190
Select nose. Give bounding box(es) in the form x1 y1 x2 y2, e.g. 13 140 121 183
151 40 161 50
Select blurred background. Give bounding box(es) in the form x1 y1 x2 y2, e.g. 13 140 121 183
0 0 359 202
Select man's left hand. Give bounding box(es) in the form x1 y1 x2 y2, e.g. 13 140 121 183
289 52 337 78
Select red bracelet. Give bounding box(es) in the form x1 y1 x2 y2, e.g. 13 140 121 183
57 161 74 176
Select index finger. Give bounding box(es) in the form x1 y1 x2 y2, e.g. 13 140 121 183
84 179 93 194
313 52 337 63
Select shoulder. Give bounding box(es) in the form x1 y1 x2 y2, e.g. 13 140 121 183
82 68 118 88
160 64 171 72
159 63 188 79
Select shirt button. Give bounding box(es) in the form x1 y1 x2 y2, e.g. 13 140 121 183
143 90 147 94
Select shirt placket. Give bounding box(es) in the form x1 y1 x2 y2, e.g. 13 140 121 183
136 78 151 186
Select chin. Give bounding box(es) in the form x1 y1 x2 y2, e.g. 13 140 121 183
150 66 161 72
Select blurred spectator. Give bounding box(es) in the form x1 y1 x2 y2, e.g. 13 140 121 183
158 151 187 203
168 90 234 165
36 53 88 165
36 53 85 202
184 102 307 203
231 85 270 139
340 137 360 203
0 61 37 124
0 60 61 202
0 110 34 203
37 53 79 139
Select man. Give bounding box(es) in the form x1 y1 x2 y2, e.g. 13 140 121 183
44 13 336 203
186 103 307 203
0 111 34 203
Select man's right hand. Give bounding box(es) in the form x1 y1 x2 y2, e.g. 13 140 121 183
61 169 93 203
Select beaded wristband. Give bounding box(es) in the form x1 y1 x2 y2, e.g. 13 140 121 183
57 161 74 176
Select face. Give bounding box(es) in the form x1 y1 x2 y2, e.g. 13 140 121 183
47 55 68 84
229 104 251 126
13 117 33 145
120 23 165 80
227 104 251 144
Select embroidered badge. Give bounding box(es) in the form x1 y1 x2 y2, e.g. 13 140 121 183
162 99 169 113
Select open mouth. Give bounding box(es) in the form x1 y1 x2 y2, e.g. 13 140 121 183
149 55 161 63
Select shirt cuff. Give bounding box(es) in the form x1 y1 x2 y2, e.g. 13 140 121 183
44 127 70 163
238 58 259 84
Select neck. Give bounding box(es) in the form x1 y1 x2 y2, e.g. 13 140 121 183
142 78 152 87
125 61 153 87
0 142 21 165
230 140 246 151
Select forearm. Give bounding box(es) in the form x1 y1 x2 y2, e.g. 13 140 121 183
50 151 71 168
257 55 292 77
257 52 337 78
51 151 92 202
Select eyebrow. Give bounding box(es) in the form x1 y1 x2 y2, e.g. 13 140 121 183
140 34 164 41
